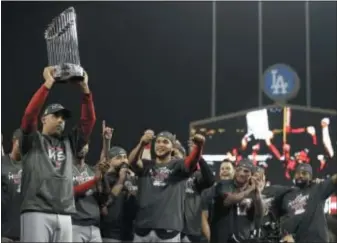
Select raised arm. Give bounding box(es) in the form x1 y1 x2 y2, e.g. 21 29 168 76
184 134 205 171
100 120 113 161
21 67 55 134
141 144 152 160
318 174 337 200
78 72 96 142
265 132 282 160
20 67 56 155
129 130 155 169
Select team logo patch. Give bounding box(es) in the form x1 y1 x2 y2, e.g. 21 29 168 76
261 63 300 103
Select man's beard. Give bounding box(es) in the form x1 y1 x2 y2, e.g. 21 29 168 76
294 178 310 188
156 151 171 160
115 162 129 172
55 123 65 134
235 175 249 187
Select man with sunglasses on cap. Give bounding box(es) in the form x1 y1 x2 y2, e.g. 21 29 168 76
19 66 96 242
128 130 204 242
100 143 138 243
2 129 23 242
210 159 264 243
274 163 337 243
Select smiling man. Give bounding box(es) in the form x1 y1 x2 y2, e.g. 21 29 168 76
128 130 204 242
277 164 337 243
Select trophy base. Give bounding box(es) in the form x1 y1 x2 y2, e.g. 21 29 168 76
54 63 84 83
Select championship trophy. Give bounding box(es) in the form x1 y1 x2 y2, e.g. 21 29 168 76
45 7 84 82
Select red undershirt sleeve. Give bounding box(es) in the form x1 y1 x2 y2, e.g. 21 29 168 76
73 177 99 195
184 144 203 170
21 85 50 133
79 93 96 142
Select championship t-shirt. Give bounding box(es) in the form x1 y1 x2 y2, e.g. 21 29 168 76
135 159 190 232
1 155 22 240
280 179 335 242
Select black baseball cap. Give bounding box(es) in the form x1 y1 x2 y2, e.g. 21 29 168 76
43 103 71 119
156 131 175 144
296 163 313 176
108 146 127 159
237 159 255 172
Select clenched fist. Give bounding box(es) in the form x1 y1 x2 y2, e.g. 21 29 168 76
192 134 205 146
140 129 155 145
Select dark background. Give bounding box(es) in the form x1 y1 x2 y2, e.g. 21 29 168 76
191 106 337 186
1 1 336 164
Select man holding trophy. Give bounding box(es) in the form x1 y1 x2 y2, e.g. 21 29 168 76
19 7 97 243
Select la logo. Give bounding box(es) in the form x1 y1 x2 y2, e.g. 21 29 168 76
270 69 288 95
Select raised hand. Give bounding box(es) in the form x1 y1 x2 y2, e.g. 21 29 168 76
78 70 90 93
140 129 155 145
192 134 206 146
102 120 114 140
306 126 316 136
43 66 56 89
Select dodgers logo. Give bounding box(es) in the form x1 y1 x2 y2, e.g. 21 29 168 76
262 63 300 103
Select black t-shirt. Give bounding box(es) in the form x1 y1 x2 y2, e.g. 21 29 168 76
201 186 215 212
1 155 22 240
209 180 255 243
100 172 138 240
134 159 190 232
72 163 100 227
279 179 335 243
255 185 294 238
201 184 220 229
183 171 210 236
262 185 294 219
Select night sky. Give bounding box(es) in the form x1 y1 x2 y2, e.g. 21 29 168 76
1 1 336 164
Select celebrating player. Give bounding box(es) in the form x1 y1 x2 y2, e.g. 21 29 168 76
19 67 96 242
